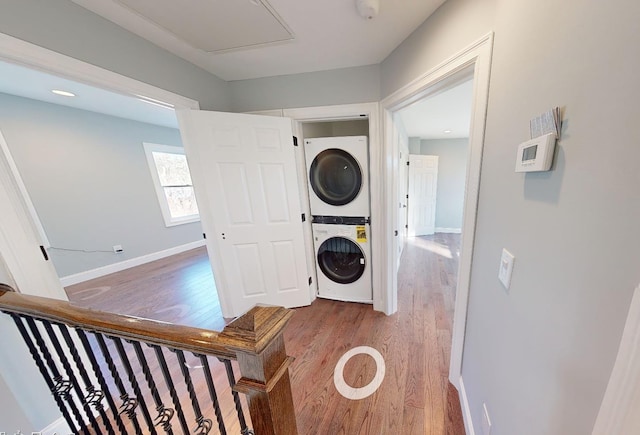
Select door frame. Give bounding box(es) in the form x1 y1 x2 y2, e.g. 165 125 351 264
381 33 494 389
0 33 200 293
283 103 384 311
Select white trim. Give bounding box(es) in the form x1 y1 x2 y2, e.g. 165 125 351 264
245 109 285 117
593 283 640 434
59 240 205 287
435 227 462 234
40 417 71 435
283 103 385 313
0 32 200 110
0 132 50 248
459 376 476 435
380 33 494 387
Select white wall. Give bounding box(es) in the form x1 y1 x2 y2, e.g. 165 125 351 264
229 65 381 112
416 138 468 230
384 0 640 433
0 312 60 432
0 93 202 277
0 0 230 111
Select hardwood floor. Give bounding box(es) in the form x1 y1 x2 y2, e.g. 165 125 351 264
64 234 465 434
66 247 227 331
285 233 464 434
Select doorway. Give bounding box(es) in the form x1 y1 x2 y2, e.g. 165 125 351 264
0 36 224 327
381 33 494 391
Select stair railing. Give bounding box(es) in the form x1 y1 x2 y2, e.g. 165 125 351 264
0 284 298 435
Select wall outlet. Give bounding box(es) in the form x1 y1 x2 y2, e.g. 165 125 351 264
498 248 515 290
482 402 492 435
112 244 123 254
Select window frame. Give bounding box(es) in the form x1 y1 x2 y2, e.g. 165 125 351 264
143 142 200 227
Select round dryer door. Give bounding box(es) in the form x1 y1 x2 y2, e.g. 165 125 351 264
309 148 362 206
317 237 366 284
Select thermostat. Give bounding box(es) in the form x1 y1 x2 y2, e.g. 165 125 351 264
515 132 556 172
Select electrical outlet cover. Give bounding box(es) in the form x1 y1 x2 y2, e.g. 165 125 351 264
498 248 515 290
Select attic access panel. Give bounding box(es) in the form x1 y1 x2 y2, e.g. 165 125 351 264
116 0 294 53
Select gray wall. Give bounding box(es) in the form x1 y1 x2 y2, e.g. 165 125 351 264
0 93 202 277
0 0 230 111
386 0 640 433
408 137 421 154
415 138 468 230
229 65 380 112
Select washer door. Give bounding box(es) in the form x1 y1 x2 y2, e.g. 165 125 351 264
309 148 362 206
317 237 365 284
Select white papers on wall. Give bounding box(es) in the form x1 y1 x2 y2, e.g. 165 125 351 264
530 107 561 140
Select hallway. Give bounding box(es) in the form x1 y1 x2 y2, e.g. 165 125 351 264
65 234 465 433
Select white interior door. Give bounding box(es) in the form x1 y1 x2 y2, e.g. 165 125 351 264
408 155 438 237
177 110 311 318
0 129 66 299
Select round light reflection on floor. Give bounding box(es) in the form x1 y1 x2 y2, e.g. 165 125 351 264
333 346 385 400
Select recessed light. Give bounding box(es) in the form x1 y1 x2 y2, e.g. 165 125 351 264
444 130 452 134
51 89 76 97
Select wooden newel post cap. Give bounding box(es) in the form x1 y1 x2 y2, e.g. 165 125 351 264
218 304 294 354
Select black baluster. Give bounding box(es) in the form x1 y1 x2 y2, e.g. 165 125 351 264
197 354 226 435
174 349 212 434
152 345 190 435
132 341 174 434
24 317 86 430
57 324 114 434
220 358 251 435
8 314 79 434
112 337 158 435
75 329 128 434
40 320 102 433
94 332 143 435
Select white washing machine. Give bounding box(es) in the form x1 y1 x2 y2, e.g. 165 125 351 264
304 136 370 217
312 219 372 303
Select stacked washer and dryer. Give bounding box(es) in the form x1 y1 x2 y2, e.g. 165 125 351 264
304 136 372 303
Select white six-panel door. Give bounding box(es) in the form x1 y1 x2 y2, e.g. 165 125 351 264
408 155 439 237
177 110 311 318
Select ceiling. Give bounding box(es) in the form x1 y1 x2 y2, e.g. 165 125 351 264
0 58 472 137
0 60 178 128
70 0 447 81
398 78 473 140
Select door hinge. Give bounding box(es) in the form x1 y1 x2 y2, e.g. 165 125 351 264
405 224 408 229
407 161 410 166
39 245 49 261
309 276 313 285
406 194 409 199
394 230 398 236
202 233 207 239
301 213 306 222
293 136 298 147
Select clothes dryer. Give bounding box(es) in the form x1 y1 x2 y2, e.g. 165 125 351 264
304 136 370 217
312 218 372 303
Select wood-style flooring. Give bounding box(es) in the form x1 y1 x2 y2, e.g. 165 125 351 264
65 234 465 434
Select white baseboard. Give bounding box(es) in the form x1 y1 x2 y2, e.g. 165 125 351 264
40 417 71 435
459 376 476 435
59 240 206 287
435 227 462 234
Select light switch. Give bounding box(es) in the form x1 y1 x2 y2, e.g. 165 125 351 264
498 248 515 290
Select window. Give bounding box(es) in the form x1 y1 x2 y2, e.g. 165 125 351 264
143 143 199 226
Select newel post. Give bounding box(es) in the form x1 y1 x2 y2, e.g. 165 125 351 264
219 305 298 435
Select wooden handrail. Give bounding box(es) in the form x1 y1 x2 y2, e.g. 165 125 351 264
0 286 233 359
0 284 299 434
